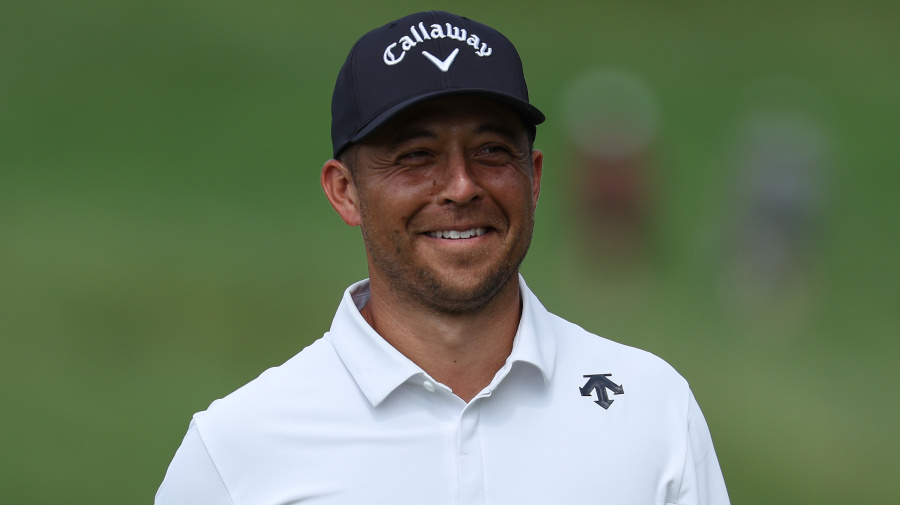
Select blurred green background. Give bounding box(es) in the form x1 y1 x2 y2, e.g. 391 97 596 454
2 0 898 503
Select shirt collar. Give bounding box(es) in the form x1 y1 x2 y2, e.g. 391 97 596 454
327 275 556 407
510 274 557 386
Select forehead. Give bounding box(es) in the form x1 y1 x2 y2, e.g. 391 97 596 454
362 96 529 146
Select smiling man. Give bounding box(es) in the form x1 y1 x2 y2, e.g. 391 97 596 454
156 11 729 505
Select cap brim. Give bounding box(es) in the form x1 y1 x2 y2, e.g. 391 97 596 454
346 89 545 150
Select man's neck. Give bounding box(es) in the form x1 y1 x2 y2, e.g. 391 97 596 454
359 276 522 403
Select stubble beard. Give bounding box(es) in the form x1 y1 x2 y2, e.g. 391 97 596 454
360 211 534 316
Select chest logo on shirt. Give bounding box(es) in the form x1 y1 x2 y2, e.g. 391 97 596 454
580 374 624 409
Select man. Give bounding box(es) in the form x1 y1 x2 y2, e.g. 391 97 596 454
156 11 729 505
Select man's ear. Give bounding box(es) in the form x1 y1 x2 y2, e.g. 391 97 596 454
321 159 362 226
531 149 543 210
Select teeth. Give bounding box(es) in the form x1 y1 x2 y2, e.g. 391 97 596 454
427 228 486 239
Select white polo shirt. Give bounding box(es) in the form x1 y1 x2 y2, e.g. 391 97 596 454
156 276 729 505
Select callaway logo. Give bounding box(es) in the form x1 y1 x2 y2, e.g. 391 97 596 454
421 48 458 72
383 21 493 72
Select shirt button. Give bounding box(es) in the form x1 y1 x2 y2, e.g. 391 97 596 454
423 380 436 392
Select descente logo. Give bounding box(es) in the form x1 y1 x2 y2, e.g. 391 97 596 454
383 22 493 66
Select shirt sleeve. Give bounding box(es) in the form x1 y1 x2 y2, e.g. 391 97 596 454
155 420 234 505
673 391 731 505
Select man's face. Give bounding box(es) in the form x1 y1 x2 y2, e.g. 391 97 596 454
348 96 542 314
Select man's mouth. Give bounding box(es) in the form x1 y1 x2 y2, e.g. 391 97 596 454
425 227 487 239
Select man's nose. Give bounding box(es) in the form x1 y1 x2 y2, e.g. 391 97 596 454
437 152 484 205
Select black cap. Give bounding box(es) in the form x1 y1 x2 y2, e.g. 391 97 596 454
331 11 545 158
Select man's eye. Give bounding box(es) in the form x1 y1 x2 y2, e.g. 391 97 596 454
477 145 514 163
398 150 432 163
480 146 509 155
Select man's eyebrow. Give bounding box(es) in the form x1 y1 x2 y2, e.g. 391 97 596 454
387 129 437 150
474 123 524 143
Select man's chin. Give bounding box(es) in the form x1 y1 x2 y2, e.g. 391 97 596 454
410 267 519 315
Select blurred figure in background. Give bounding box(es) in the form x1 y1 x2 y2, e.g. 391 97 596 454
560 68 661 264
719 77 832 317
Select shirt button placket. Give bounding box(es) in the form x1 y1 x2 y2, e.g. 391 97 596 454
457 402 486 505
